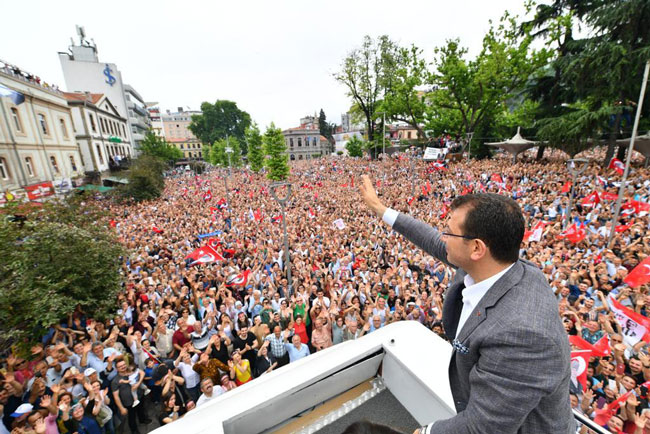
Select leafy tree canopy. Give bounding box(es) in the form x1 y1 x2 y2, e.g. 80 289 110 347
188 100 252 153
263 123 290 181
139 132 183 162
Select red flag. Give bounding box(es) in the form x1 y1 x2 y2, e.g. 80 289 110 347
592 335 611 357
376 180 381 188
558 224 586 243
440 204 449 219
203 190 212 202
216 198 227 209
407 196 415 205
581 191 600 207
596 176 608 187
433 162 447 171
491 173 503 184
608 157 625 175
253 208 263 222
624 256 650 288
569 335 610 357
308 207 316 219
570 350 591 390
561 181 571 193
206 237 221 249
629 200 650 215
109 219 117 228
271 215 283 224
608 295 650 343
185 245 224 266
426 180 432 194
209 206 220 214
226 270 251 287
222 248 236 258
600 191 618 201
615 222 633 233
152 226 163 234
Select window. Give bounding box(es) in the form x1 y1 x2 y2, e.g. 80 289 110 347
100 118 106 134
69 155 77 171
180 144 184 149
298 138 302 147
59 118 69 138
10 108 22 132
96 145 104 165
0 157 10 180
121 124 126 137
89 114 97 133
50 156 60 173
25 156 35 177
37 113 48 135
289 138 293 148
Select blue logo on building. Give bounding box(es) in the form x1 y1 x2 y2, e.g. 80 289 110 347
103 64 116 87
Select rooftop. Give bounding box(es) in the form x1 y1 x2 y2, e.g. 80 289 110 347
62 91 103 104
0 59 63 96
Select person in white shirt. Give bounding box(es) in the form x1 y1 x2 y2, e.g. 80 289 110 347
196 377 226 407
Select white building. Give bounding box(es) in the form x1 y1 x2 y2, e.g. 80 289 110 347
124 84 150 146
146 102 164 137
63 92 131 174
0 60 84 199
58 26 144 155
282 123 329 161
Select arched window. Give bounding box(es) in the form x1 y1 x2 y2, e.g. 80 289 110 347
0 157 10 180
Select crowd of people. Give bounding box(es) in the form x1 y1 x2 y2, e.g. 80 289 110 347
1 146 649 434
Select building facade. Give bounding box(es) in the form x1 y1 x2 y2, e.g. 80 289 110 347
124 85 150 147
162 108 203 159
0 61 84 198
63 92 131 174
282 123 329 161
58 27 143 156
146 103 164 137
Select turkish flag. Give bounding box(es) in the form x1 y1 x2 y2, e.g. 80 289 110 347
407 196 415 205
600 192 618 201
253 208 263 223
491 173 503 183
226 269 251 287
216 198 227 209
209 206 220 214
152 226 163 234
561 181 571 193
271 215 282 224
608 157 625 175
440 204 449 219
581 191 600 207
593 335 611 357
185 245 224 266
109 219 117 228
570 350 591 391
203 190 212 202
206 237 221 249
623 200 650 216
308 207 316 219
615 222 633 233
624 257 650 288
558 223 586 243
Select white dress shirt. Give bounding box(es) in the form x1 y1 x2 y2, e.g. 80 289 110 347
381 208 514 338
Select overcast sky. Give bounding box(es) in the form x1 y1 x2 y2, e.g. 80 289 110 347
1 0 529 129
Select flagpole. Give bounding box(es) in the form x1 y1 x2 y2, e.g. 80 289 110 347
608 60 650 247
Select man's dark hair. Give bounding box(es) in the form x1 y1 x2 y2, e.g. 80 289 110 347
451 193 524 264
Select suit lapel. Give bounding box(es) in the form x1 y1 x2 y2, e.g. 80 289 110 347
442 270 466 339
456 262 525 343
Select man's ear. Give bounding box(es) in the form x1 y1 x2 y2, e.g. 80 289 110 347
469 239 489 262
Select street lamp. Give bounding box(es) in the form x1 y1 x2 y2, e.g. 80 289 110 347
376 112 386 158
564 158 589 229
270 181 293 297
225 139 233 206
410 147 417 198
465 131 474 162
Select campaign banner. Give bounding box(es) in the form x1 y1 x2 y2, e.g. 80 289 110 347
25 182 55 200
423 147 447 161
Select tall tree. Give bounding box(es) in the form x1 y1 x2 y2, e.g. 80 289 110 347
334 35 399 156
426 14 551 156
379 44 429 139
139 132 183 162
345 136 364 157
318 109 336 154
209 137 242 167
246 123 264 173
117 155 166 202
263 123 290 181
188 100 252 153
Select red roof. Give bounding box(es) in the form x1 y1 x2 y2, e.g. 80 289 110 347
62 92 103 104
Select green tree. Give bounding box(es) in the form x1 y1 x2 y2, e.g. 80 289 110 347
379 44 429 139
318 109 336 154
139 132 183 162
345 136 364 157
246 123 264 173
117 155 166 202
426 14 551 155
334 35 400 155
188 100 252 154
0 200 124 350
209 137 242 167
263 123 289 181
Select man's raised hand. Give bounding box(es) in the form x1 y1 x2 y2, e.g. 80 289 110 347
359 175 387 218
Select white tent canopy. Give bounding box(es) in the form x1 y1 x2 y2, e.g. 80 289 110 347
485 127 538 162
616 131 650 160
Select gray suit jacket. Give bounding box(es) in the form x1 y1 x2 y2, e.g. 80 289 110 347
393 213 574 434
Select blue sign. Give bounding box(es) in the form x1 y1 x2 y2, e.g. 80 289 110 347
103 64 116 87
198 230 222 239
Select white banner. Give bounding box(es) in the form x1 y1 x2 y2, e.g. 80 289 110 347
609 295 647 347
423 147 447 161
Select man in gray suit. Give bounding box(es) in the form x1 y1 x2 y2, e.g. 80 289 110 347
359 175 574 434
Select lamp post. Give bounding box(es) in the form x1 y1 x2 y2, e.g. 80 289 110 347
564 158 589 229
225 139 233 206
410 147 417 198
270 181 293 297
466 131 474 162
608 60 650 247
